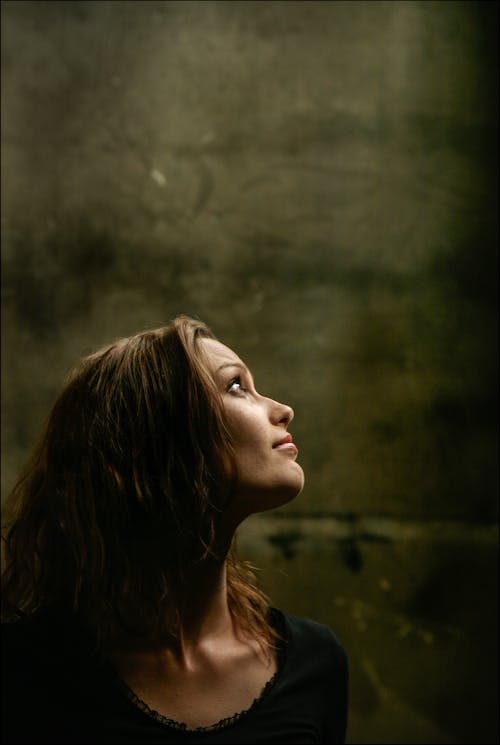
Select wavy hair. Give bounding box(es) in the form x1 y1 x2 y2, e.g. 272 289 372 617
1 316 280 655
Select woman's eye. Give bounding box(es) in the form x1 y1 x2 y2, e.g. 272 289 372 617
227 376 247 394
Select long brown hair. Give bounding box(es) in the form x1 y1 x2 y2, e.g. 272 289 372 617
1 316 280 655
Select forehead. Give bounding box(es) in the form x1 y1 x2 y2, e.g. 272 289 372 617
199 337 245 373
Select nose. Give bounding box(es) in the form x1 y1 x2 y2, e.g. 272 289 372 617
270 399 294 427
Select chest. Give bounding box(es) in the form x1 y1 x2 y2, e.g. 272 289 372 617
115 650 277 729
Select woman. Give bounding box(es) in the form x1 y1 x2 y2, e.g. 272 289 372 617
2 315 348 744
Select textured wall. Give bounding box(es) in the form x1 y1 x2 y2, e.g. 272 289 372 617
1 1 498 743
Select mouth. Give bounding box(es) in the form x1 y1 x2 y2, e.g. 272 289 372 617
273 433 298 454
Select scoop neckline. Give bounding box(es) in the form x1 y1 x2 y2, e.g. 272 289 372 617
116 665 281 733
112 609 288 734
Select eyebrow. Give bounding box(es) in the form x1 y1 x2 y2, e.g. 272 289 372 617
216 362 249 373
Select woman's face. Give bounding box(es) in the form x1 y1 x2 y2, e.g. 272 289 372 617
200 337 304 519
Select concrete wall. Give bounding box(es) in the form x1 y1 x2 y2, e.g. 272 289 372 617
1 1 498 742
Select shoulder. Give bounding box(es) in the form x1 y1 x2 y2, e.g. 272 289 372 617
2 616 71 683
268 608 348 742
2 618 44 662
2 613 97 678
3 613 70 654
271 607 348 674
2 620 58 743
2 617 112 744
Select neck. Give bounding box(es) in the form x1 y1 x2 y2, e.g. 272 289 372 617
178 555 232 645
174 512 246 664
107 518 241 666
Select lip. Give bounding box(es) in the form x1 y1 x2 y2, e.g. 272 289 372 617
273 433 298 454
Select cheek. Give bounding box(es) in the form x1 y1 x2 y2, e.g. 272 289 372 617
224 407 264 449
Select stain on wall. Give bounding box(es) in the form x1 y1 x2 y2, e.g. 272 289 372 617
1 1 498 742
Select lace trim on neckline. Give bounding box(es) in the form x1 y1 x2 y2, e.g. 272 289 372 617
116 666 280 733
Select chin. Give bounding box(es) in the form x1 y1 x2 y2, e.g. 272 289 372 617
259 470 305 512
231 466 305 520
277 479 304 506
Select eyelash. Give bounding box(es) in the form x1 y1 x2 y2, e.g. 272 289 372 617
227 376 248 394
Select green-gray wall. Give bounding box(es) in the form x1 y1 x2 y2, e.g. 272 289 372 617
2 1 498 742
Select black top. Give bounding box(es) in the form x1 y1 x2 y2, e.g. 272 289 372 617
2 608 348 744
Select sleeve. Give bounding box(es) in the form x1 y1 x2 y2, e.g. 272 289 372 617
2 620 95 745
324 631 349 744
1 623 43 744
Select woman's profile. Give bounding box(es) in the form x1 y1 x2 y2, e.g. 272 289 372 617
1 315 348 744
